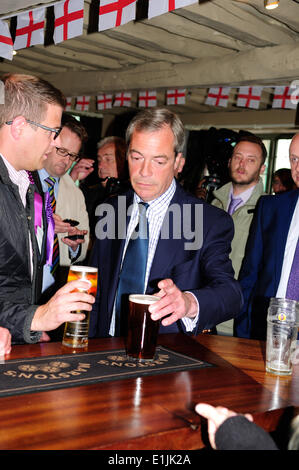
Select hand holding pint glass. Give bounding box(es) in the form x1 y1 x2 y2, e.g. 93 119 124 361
62 266 98 349
126 294 160 362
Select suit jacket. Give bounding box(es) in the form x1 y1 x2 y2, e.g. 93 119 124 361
235 189 299 339
0 159 47 344
89 182 243 338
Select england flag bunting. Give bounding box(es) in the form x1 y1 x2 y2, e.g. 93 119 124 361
166 89 186 105
138 90 157 108
14 8 45 50
272 86 298 109
54 0 84 44
148 0 197 19
0 20 13 61
65 97 73 111
113 92 132 107
97 94 113 110
76 96 90 111
205 87 231 107
236 86 263 109
98 0 137 32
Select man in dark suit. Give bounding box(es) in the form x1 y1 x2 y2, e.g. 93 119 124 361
235 133 299 339
89 108 242 338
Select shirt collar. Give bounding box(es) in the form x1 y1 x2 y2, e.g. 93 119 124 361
134 178 176 212
38 168 59 185
229 182 257 205
0 154 29 188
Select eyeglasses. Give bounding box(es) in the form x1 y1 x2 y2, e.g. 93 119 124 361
55 146 81 162
5 119 62 140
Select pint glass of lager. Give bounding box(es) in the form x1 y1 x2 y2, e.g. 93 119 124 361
62 266 98 349
127 294 160 362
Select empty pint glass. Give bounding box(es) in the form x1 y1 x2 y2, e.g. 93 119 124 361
266 298 299 375
62 266 98 349
127 294 160 362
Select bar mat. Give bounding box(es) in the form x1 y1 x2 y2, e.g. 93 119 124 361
0 346 214 397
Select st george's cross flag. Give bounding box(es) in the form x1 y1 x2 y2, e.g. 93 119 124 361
54 0 84 44
166 89 186 105
272 86 298 109
138 90 157 108
236 86 263 109
97 94 113 110
14 8 45 50
76 96 90 111
113 92 132 107
0 20 13 61
205 87 231 107
98 0 137 32
148 0 197 19
65 97 73 111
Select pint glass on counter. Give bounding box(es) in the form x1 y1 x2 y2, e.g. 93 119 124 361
62 266 98 349
126 294 160 362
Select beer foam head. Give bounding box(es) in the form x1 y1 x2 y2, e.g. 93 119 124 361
69 266 98 273
129 294 160 305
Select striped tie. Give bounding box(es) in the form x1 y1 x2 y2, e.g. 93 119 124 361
45 177 59 276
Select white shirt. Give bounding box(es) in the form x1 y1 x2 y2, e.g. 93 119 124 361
109 179 199 335
1 155 36 278
276 196 299 297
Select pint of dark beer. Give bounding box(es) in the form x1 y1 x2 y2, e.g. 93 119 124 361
126 294 160 362
62 266 98 349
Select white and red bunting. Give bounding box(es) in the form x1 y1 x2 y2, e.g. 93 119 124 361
166 89 186 105
54 0 84 44
65 97 73 111
148 0 197 19
138 90 157 108
205 87 231 107
75 96 90 111
14 8 45 50
0 20 13 61
113 92 132 107
97 94 113 110
272 86 298 110
237 86 263 109
98 0 137 32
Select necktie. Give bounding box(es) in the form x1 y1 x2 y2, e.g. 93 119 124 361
114 202 149 336
45 177 59 276
228 196 242 215
286 237 299 301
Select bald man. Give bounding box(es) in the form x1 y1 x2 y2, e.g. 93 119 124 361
235 133 299 339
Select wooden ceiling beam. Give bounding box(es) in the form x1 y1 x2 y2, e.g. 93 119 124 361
43 43 299 95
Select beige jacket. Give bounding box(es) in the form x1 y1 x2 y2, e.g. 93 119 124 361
56 173 90 266
212 178 265 278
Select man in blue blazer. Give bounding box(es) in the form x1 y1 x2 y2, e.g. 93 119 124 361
89 108 243 338
235 133 299 339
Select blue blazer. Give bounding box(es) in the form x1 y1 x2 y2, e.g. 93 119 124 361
235 189 299 339
89 182 243 338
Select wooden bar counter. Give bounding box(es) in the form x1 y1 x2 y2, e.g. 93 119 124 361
0 333 297 450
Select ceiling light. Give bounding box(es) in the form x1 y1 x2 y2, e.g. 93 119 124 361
264 0 279 9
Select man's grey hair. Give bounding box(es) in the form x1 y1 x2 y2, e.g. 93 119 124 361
97 136 126 151
125 108 185 155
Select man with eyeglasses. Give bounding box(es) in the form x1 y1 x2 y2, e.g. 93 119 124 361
38 113 90 298
235 133 299 340
0 74 95 348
